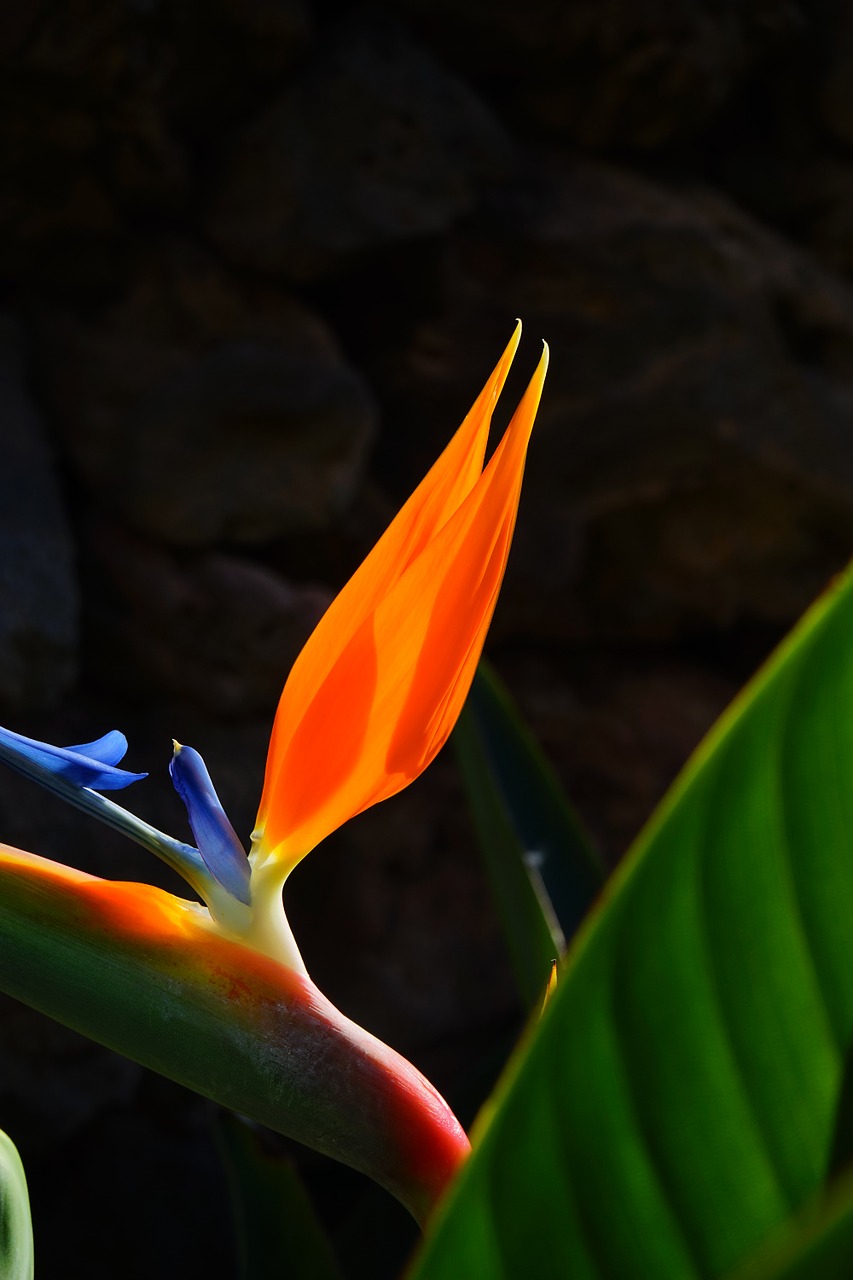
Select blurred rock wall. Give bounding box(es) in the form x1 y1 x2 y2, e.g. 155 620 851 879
2 1 853 1274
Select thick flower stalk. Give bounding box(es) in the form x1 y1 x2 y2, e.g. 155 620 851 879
0 325 547 1224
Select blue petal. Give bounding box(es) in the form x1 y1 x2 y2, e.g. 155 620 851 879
169 744 251 905
0 726 147 791
66 730 129 768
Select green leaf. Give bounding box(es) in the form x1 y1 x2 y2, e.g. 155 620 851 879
215 1113 343 1280
0 1130 33 1280
453 664 603 1007
411 566 853 1280
728 1166 853 1280
453 710 559 1010
466 663 603 921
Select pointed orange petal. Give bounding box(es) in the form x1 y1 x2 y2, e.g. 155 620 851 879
257 342 548 867
252 325 517 839
256 323 522 842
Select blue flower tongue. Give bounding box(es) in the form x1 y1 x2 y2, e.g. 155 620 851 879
0 726 147 791
169 743 251 906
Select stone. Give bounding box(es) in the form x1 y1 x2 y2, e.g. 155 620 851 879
163 0 312 131
0 0 313 284
34 241 378 546
787 158 853 273
819 6 853 150
497 650 739 866
88 521 331 714
390 0 804 149
0 316 78 710
0 0 187 286
207 18 514 279
378 156 853 640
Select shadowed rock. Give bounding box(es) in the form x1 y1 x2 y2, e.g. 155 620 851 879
88 521 331 715
34 242 377 546
207 19 514 279
379 157 853 638
389 0 804 149
0 316 78 710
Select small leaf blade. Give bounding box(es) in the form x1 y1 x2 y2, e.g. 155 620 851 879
453 662 603 1006
453 707 559 1008
464 663 603 938
215 1113 344 1280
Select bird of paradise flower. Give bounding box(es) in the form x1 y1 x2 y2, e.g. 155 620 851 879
0 324 547 1225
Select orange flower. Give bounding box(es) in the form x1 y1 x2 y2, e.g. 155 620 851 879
0 325 547 965
252 322 548 880
0 326 548 1222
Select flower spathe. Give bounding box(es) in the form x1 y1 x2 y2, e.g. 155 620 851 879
0 325 547 1222
0 846 467 1223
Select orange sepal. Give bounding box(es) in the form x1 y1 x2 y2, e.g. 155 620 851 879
256 333 548 869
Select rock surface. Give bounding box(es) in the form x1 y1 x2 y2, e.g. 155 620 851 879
0 317 78 710
35 243 377 545
2 4 853 1274
391 0 805 148
208 19 514 278
88 522 331 714
379 157 853 639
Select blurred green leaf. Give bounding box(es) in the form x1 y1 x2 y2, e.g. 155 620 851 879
453 662 603 1008
413 566 853 1279
728 1167 853 1280
0 1130 33 1280
216 1114 343 1280
453 711 559 1009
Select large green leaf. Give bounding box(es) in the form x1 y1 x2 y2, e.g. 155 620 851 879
411 566 853 1279
0 1130 33 1280
728 1165 853 1279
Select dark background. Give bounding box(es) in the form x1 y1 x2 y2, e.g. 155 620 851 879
2 1 853 1276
